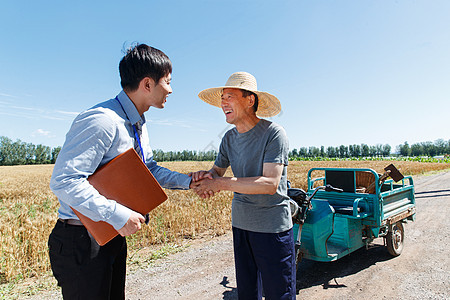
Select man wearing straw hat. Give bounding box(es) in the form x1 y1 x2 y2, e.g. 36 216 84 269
190 72 295 299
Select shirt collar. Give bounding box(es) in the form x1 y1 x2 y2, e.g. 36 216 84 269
116 90 145 125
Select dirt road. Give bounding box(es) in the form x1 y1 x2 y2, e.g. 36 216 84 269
124 171 450 300
25 171 450 299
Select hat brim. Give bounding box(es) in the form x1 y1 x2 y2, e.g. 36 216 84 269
198 86 281 118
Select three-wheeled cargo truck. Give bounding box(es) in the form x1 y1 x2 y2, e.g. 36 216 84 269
288 165 416 266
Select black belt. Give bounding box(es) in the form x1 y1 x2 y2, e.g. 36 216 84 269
58 218 84 226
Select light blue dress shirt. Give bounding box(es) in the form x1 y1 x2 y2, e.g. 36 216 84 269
50 90 191 230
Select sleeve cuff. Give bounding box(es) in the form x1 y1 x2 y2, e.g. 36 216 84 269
107 204 132 230
182 174 193 189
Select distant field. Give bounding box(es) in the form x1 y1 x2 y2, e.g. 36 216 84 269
0 160 449 284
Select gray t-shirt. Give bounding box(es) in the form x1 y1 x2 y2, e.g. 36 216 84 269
215 119 292 233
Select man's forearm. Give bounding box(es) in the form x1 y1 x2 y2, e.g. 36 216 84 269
215 176 279 195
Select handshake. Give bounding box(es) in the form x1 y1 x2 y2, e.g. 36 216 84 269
189 170 221 198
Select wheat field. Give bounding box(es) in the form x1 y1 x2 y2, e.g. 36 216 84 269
0 160 449 284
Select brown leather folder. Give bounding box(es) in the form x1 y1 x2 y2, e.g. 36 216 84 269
71 148 168 246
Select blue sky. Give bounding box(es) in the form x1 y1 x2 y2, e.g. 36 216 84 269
1 0 449 152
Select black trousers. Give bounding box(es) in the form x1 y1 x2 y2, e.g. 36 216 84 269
48 221 127 300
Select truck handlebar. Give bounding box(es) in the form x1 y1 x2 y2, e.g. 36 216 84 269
325 184 344 193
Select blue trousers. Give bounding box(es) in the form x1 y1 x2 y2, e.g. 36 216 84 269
232 227 296 300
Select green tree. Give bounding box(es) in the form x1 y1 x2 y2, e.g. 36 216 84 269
12 140 26 165
410 143 422 156
349 144 361 157
35 144 51 164
320 146 325 157
51 146 61 163
290 148 298 158
298 147 308 157
26 143 36 164
398 142 411 157
0 136 13 165
338 145 348 158
435 139 446 155
361 144 370 157
326 146 336 158
308 146 320 157
382 144 391 157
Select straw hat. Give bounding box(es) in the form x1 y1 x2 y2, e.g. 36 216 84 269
198 72 281 118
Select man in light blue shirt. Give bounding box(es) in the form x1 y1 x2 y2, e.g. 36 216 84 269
48 44 193 300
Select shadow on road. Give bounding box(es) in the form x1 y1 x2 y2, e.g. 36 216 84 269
296 242 394 293
415 189 450 199
221 276 238 300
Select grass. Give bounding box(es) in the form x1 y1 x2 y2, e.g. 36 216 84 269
0 160 449 297
127 243 190 269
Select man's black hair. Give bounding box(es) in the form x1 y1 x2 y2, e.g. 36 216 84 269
119 44 172 92
241 89 259 113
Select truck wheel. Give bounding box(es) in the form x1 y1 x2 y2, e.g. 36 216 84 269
386 222 404 256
